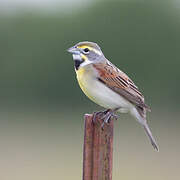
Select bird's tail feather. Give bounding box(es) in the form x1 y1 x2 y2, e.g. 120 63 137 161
143 123 159 151
130 107 159 151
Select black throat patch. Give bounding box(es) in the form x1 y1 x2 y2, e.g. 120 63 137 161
74 59 83 70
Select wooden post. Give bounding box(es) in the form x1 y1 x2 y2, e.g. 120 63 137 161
83 113 114 180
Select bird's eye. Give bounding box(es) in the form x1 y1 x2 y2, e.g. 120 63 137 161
83 48 89 53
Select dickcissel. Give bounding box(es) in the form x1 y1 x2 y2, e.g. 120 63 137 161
68 41 159 151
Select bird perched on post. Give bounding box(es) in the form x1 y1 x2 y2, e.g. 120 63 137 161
67 41 159 151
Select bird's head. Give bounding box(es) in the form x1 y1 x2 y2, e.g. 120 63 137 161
67 41 105 70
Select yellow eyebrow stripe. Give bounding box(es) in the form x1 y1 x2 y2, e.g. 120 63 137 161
77 45 93 50
77 45 102 55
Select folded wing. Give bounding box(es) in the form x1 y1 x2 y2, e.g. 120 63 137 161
93 61 151 116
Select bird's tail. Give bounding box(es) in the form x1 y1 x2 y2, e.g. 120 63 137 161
130 107 159 151
143 123 159 151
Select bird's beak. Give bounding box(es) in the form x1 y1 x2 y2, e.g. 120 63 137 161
67 46 79 54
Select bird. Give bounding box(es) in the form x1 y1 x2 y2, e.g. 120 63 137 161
67 41 159 151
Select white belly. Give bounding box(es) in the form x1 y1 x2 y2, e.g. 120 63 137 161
77 68 134 112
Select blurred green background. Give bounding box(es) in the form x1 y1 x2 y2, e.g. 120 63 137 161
0 0 180 179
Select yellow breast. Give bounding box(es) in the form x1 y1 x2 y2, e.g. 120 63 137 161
76 67 97 102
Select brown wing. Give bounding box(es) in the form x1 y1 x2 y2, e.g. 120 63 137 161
93 61 151 113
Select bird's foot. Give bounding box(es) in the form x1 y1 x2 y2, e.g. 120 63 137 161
101 109 119 128
92 109 112 122
92 110 106 123
93 109 119 128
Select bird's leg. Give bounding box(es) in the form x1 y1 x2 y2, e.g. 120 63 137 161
92 109 111 123
102 108 119 122
101 108 119 128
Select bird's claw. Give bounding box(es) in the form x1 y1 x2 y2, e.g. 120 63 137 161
93 109 119 129
92 111 105 123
